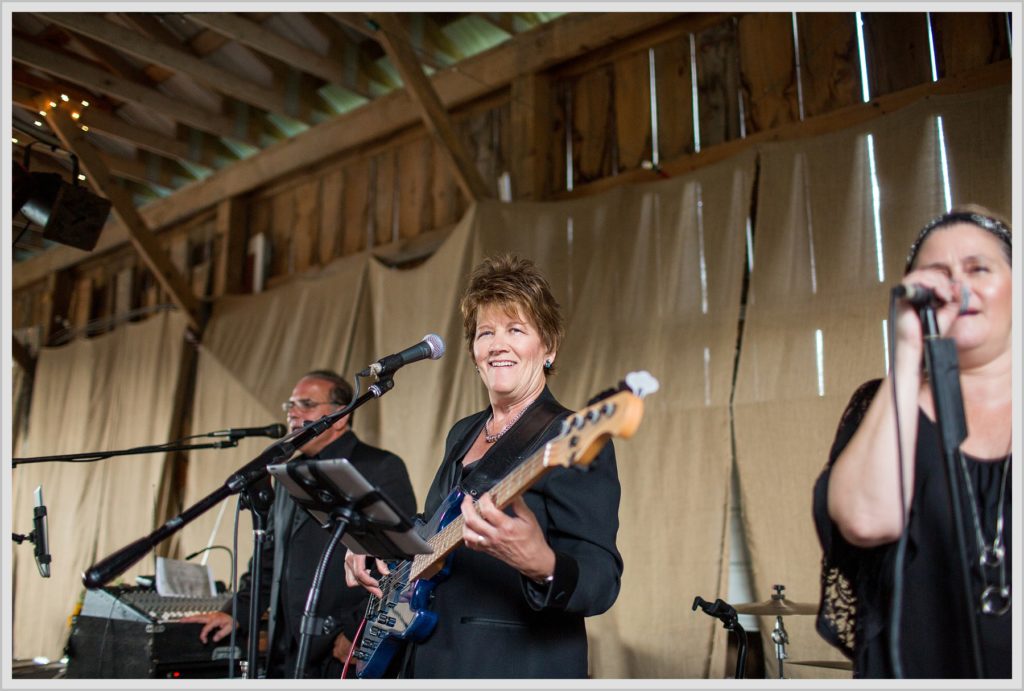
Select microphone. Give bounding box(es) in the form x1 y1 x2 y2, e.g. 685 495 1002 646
360 333 445 377
892 284 944 308
33 485 51 578
209 423 287 439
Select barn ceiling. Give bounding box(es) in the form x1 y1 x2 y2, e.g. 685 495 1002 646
10 11 563 262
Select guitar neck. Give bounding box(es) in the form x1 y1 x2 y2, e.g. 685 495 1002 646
408 444 559 581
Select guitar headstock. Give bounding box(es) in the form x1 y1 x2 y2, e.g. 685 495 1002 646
551 372 658 469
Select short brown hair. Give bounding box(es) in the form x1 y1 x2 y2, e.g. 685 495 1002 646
459 254 565 376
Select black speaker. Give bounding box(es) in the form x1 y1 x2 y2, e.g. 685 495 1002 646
18 172 111 252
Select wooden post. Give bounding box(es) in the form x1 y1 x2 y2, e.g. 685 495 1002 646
213 197 248 297
510 72 553 200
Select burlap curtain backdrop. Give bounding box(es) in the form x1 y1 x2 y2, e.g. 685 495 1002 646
8 84 1009 678
10 311 188 660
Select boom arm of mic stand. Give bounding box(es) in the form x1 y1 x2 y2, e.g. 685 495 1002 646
82 375 396 589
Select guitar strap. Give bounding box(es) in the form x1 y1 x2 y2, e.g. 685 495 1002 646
458 396 567 497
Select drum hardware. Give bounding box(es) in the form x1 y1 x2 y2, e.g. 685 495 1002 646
787 659 853 671
734 584 814 679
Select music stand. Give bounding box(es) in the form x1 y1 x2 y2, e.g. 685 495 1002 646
266 457 431 679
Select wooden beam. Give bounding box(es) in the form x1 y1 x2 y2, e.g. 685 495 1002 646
13 35 257 147
44 106 201 332
370 12 491 202
328 12 378 40
11 12 698 288
212 197 247 296
13 104 196 190
555 58 1012 200
41 271 74 346
14 82 221 172
12 337 36 376
39 13 299 122
185 12 374 100
307 12 393 93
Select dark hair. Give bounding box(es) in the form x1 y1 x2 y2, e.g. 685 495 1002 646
459 253 565 377
904 205 1012 274
302 369 355 422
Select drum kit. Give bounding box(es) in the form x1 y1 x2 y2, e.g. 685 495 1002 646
731 583 852 678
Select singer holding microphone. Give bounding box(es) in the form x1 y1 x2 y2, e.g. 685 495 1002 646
345 253 623 678
813 207 1012 677
182 370 417 678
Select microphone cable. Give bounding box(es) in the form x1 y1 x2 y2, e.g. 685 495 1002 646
887 292 908 679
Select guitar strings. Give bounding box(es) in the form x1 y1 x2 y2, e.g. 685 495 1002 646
367 437 570 605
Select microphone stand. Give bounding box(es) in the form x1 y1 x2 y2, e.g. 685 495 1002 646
81 375 396 678
917 304 983 677
12 439 240 466
692 597 747 678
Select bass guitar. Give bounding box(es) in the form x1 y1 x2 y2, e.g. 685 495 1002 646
351 371 658 678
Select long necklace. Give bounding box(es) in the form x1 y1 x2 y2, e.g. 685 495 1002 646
958 451 1011 616
484 406 527 444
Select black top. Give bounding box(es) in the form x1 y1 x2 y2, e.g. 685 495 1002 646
405 386 624 678
228 430 416 678
813 379 1012 678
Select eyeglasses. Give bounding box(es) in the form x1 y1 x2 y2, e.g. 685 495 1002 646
281 399 338 413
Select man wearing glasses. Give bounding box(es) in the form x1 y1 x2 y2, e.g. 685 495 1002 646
183 370 417 678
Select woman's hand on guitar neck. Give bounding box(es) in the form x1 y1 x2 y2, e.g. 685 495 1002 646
461 493 556 583
344 549 390 598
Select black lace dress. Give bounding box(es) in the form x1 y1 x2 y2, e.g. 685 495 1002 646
813 379 1012 678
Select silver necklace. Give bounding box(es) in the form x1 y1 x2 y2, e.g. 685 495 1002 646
483 406 527 444
958 451 1011 616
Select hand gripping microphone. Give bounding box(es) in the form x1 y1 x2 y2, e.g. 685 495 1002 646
209 423 288 439
892 284 943 308
360 334 445 377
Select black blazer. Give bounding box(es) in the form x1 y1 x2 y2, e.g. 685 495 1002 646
230 430 416 677
407 387 623 678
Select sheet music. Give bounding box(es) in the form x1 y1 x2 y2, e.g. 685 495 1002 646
155 556 216 597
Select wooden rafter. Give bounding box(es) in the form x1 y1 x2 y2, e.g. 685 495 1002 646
185 12 375 100
369 12 490 202
307 12 394 93
12 337 36 376
13 81 224 172
13 35 260 147
14 12 675 288
38 13 301 123
44 106 201 332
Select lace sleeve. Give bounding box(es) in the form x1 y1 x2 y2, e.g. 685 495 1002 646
812 379 883 659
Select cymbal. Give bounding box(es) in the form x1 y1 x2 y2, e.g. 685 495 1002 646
732 597 817 616
788 659 853 671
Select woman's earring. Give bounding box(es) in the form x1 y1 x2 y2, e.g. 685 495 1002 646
544 360 552 370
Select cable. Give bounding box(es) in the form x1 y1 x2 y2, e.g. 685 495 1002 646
183 545 233 563
227 497 241 678
887 293 908 678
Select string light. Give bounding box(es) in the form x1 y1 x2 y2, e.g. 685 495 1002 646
34 120 43 127
81 100 89 107
60 94 69 102
12 137 18 144
49 101 57 108
81 125 89 132
71 112 80 120
38 110 47 117
78 174 87 181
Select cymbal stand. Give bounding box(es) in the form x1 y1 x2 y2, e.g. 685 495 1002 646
771 614 789 679
770 584 789 678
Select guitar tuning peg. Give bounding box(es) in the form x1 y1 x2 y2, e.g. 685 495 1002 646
625 371 660 398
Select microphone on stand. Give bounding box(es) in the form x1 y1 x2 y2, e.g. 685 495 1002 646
892 284 944 308
33 485 51 578
359 334 445 377
208 423 288 440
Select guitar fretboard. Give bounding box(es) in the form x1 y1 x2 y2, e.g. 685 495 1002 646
409 440 563 581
